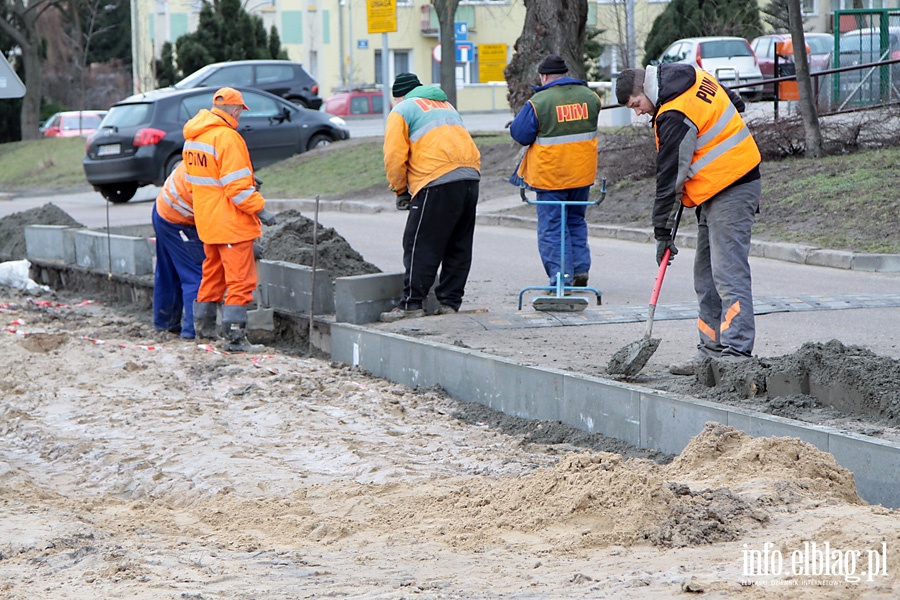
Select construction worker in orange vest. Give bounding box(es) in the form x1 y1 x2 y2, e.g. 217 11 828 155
182 87 277 353
616 63 762 375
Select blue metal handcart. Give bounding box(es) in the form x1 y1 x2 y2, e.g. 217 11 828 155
517 178 607 311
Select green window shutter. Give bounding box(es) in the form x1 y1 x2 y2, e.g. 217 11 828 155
170 13 189 39
282 11 303 44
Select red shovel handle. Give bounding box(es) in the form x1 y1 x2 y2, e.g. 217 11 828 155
649 252 670 307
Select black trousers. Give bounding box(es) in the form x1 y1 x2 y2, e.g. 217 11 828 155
399 179 479 311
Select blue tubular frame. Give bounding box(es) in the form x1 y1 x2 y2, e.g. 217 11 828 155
517 178 607 310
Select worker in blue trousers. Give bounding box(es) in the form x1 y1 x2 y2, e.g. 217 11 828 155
509 54 602 288
152 161 204 338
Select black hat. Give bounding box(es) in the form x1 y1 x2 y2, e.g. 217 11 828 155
392 72 422 98
538 54 568 75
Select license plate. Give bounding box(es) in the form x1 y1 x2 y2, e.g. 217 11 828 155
97 144 121 156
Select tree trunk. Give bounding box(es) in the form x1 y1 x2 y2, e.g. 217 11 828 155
505 0 588 113
787 0 823 157
433 0 460 109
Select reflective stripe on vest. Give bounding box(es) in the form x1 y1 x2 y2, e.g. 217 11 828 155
655 72 760 207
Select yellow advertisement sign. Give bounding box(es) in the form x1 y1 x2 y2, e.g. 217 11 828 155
367 0 397 34
478 43 508 83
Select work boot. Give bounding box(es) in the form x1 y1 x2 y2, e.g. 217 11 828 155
435 304 458 315
379 307 426 323
669 351 713 376
221 305 263 353
193 301 219 340
573 273 589 287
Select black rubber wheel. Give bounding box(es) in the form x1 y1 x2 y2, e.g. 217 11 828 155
290 98 309 109
306 134 332 151
98 183 138 204
165 155 182 178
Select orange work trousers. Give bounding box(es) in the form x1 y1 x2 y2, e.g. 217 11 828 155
197 240 257 306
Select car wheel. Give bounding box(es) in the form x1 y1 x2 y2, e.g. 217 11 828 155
165 155 182 178
98 183 138 204
290 98 309 109
306 134 332 151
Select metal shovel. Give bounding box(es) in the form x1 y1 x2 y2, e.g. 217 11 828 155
607 204 684 377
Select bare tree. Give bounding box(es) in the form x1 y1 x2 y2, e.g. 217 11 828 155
787 0 823 157
0 0 56 140
505 0 588 113
62 0 117 114
432 0 460 108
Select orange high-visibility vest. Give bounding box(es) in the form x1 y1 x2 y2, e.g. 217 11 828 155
655 72 760 207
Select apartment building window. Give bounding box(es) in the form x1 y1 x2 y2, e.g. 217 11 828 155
375 50 411 86
802 0 817 16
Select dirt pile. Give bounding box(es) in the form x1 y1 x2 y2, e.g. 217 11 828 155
258 209 381 279
0 203 83 262
686 340 900 428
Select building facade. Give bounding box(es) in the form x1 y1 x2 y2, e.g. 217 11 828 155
131 0 879 112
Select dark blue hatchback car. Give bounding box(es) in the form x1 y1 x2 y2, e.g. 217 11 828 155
83 86 349 203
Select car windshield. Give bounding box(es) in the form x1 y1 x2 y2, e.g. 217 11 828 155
700 40 752 58
103 103 153 128
173 65 216 89
807 37 833 55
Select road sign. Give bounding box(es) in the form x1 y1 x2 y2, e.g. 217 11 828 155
0 53 25 99
478 43 508 83
456 42 474 63
433 44 442 63
366 0 397 34
454 22 468 42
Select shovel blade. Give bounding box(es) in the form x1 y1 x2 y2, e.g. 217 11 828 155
607 337 661 377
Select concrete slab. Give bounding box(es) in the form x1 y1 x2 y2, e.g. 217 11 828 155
72 230 153 275
24 225 75 263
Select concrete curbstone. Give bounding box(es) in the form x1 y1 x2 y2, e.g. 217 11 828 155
806 249 855 270
334 272 404 324
257 259 334 314
25 225 76 263
73 230 153 275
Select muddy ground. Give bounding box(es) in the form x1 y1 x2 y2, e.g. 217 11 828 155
0 287 898 598
1 199 899 596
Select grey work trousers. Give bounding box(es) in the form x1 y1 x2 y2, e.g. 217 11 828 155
693 178 761 357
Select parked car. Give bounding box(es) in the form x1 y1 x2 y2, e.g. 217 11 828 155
655 36 764 98
752 33 834 98
40 110 107 138
323 86 385 116
835 27 900 103
83 86 349 203
173 60 322 109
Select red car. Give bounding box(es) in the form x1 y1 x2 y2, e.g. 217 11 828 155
751 33 834 98
40 110 107 138
323 87 385 116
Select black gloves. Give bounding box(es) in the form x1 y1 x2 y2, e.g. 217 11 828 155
257 208 277 226
253 176 263 191
253 243 264 260
396 192 412 211
655 234 678 266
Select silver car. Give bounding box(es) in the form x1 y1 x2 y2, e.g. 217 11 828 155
655 36 765 98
